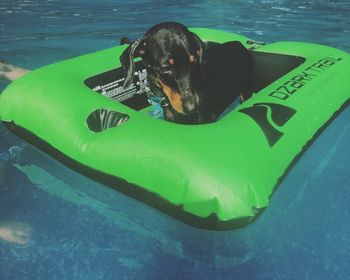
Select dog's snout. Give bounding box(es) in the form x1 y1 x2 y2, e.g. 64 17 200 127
183 101 196 113
182 93 198 113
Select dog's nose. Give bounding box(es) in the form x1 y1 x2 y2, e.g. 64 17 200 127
182 95 198 113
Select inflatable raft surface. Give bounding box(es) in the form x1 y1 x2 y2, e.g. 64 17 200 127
1 28 349 230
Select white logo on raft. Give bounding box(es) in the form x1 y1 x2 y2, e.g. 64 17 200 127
269 57 342 100
238 56 343 147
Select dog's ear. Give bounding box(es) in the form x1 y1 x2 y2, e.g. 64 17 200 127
119 39 145 88
120 36 132 45
191 32 205 64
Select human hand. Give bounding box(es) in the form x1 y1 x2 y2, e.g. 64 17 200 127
0 221 33 245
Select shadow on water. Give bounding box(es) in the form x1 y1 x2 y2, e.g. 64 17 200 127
2 104 350 279
11 145 253 268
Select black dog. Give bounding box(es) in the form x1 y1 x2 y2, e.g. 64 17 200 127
120 22 254 124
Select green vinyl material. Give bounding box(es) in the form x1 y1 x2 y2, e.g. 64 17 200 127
1 28 350 230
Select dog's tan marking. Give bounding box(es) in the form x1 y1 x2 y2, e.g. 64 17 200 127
157 78 184 113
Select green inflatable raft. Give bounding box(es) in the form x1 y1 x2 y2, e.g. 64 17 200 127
1 28 349 230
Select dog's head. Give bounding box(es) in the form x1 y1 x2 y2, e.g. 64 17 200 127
120 22 205 115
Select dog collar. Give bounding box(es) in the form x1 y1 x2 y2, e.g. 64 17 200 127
147 94 169 120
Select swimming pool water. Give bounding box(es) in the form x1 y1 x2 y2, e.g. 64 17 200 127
1 1 350 279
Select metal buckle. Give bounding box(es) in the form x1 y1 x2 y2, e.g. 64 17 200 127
159 97 169 108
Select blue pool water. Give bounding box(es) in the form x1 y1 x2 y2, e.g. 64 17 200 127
1 1 350 279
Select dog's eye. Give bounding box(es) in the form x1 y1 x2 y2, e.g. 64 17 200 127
189 55 199 64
